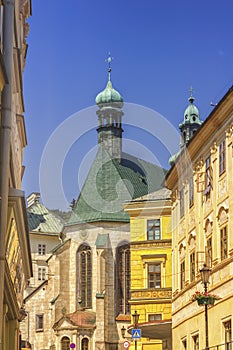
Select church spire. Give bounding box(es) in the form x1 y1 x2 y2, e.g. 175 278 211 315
95 55 124 160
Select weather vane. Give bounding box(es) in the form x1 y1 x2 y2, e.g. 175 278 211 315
105 52 114 80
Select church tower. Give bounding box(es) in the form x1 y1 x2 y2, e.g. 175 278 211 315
169 88 202 165
179 88 202 148
95 55 124 160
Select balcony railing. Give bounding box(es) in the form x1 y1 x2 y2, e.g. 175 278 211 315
202 341 233 350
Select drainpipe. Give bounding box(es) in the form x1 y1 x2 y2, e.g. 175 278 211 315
0 0 15 348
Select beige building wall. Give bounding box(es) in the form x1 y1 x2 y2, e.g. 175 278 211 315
166 87 233 349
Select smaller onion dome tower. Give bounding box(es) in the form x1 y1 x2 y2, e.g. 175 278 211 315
169 87 202 166
179 87 202 148
95 54 124 161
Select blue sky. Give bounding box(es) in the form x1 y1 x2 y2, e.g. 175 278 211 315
23 0 233 210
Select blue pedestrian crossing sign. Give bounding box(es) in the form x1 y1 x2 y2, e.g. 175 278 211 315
132 329 141 339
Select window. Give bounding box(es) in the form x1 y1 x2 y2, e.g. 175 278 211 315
190 252 195 282
189 177 194 207
219 140 226 175
38 267 46 281
147 219 161 240
61 336 70 350
38 244 46 255
180 261 185 290
77 244 92 309
192 334 199 350
36 314 44 332
182 338 187 349
221 226 228 260
148 314 162 322
206 237 212 267
204 156 212 196
117 243 130 314
81 338 89 350
148 263 161 288
180 188 184 218
224 320 232 350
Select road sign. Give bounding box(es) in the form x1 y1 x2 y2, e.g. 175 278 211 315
132 329 141 339
123 340 130 349
70 343 76 349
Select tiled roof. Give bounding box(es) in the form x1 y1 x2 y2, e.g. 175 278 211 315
67 146 167 225
53 310 96 330
27 202 64 234
129 187 171 202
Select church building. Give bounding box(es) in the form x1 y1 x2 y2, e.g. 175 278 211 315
22 59 166 350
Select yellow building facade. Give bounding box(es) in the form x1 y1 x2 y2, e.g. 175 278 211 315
124 188 172 350
0 1 32 350
166 87 233 349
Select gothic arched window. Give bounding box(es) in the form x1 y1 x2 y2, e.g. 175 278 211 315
61 336 70 350
81 338 89 350
77 244 92 309
116 243 130 315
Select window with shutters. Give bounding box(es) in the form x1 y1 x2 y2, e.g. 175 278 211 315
147 219 161 240
180 260 185 290
77 244 92 309
148 263 161 288
206 237 212 267
117 243 130 315
219 140 226 175
190 252 195 282
204 156 212 197
221 226 228 261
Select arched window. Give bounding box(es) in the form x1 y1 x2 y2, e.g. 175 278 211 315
116 243 130 315
77 244 92 308
81 338 89 350
61 336 70 350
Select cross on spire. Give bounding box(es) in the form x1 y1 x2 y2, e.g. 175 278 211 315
189 86 194 97
105 52 114 80
189 86 195 104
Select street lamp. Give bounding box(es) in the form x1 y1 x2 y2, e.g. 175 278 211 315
132 311 140 350
121 311 140 350
200 263 211 350
121 325 127 339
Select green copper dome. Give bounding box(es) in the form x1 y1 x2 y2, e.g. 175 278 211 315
95 80 123 105
183 96 201 125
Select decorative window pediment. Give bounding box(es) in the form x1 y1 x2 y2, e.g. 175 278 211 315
217 206 228 226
